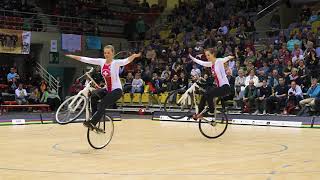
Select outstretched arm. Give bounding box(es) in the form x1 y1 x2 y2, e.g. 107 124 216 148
65 54 103 66
115 52 142 66
220 56 235 64
189 54 212 67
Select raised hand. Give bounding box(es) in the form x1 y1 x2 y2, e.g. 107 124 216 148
134 52 142 58
227 55 235 59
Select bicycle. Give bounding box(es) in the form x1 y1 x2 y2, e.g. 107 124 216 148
55 67 114 149
163 80 229 139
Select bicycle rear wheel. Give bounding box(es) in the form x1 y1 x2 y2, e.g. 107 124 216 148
87 114 114 149
164 90 194 119
198 112 228 139
55 95 87 124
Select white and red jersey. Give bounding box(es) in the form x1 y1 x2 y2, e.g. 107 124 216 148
190 55 230 87
80 57 130 92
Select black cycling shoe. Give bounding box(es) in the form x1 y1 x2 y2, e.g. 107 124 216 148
83 121 95 130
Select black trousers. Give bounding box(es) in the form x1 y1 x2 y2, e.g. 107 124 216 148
90 88 122 125
47 98 60 111
198 84 231 114
266 96 286 113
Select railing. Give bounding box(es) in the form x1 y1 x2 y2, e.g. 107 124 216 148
257 0 283 19
35 62 60 93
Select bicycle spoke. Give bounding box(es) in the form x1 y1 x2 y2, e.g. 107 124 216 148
87 115 114 149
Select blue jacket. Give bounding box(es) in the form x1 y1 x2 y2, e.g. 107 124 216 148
307 84 320 98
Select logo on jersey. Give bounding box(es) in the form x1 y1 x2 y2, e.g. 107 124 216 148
102 64 111 77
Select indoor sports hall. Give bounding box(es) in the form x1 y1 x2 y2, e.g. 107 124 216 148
1 0 320 179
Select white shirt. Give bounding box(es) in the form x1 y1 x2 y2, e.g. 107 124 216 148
191 68 201 77
132 79 143 88
80 57 130 91
15 88 27 98
190 55 230 87
292 55 304 64
288 85 303 98
244 75 260 87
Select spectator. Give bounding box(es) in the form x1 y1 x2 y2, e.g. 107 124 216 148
131 73 144 94
235 69 246 99
218 21 228 35
40 80 48 95
268 69 280 88
8 78 18 94
149 73 162 94
47 88 61 111
92 67 103 85
259 62 271 76
257 70 267 82
134 64 144 75
242 80 257 113
161 65 171 79
69 79 84 96
291 43 303 57
178 72 189 90
303 41 315 57
283 81 303 115
245 69 259 87
190 63 201 77
283 60 294 77
142 66 152 82
40 87 49 104
292 51 304 65
280 47 292 65
28 87 40 104
170 74 181 91
7 67 19 82
223 69 235 101
267 77 288 114
123 72 134 93
288 68 301 85
270 59 283 76
146 46 157 62
254 79 272 115
161 72 171 92
171 63 183 78
299 78 320 109
305 48 319 79
297 60 309 86
15 83 28 105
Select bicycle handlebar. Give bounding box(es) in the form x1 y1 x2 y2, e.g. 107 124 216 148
76 67 100 89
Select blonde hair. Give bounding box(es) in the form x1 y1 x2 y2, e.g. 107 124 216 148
103 45 115 53
292 68 298 73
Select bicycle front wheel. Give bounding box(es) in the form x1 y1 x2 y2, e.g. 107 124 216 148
199 112 228 139
164 90 194 119
87 115 114 149
55 95 87 124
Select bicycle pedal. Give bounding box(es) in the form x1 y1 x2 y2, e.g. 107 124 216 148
94 127 105 134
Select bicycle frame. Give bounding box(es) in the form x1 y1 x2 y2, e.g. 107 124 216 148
67 68 98 120
177 82 200 114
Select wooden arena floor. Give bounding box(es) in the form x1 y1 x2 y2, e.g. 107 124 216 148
0 119 319 180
